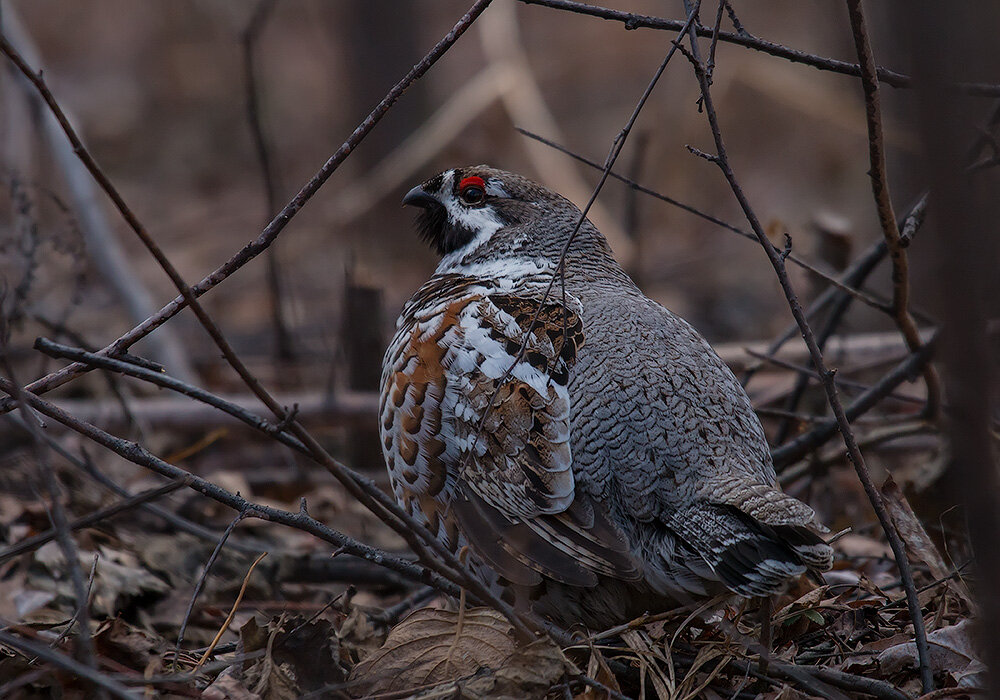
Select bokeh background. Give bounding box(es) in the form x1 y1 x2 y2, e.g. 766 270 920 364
3 0 932 359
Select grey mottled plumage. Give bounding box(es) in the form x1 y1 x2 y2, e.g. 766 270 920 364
380 166 832 629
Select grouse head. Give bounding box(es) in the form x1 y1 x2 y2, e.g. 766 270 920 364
402 166 612 272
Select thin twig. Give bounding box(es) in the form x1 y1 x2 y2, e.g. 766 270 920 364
195 552 268 669
0 0 496 413
28 313 145 438
742 240 884 386
770 336 936 468
676 20 934 693
721 654 910 700
845 0 940 432
51 553 99 650
0 479 188 564
241 0 294 362
2 413 249 550
0 629 138 700
744 347 927 408
742 194 926 388
173 513 250 670
518 0 1000 96
569 673 631 700
773 281 886 444
372 586 440 626
515 127 891 315
705 0 726 80
722 0 750 38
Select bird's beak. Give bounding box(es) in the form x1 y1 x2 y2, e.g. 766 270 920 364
402 185 440 208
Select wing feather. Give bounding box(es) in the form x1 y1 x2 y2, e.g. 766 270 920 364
447 293 583 518
447 293 639 584
381 280 638 587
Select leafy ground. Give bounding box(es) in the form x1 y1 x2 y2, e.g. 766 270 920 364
0 425 985 698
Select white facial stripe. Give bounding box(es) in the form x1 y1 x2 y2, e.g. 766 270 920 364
440 169 456 191
435 170 506 271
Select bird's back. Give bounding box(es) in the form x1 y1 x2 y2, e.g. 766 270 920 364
555 264 833 604
566 274 776 513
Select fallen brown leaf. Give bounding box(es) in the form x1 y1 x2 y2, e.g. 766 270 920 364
878 619 982 683
238 614 345 698
348 606 518 695
203 673 263 700
94 617 165 669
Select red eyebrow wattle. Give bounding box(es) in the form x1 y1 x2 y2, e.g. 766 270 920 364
458 176 486 191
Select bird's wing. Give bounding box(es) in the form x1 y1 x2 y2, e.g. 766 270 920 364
447 292 638 586
381 282 637 587
449 293 580 518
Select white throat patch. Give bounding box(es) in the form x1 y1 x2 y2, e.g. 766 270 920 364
442 258 555 286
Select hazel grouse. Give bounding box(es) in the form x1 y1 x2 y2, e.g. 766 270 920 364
379 166 832 629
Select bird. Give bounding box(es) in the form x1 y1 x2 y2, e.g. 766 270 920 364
379 165 832 630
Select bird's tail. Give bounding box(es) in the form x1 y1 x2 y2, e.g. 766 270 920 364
668 486 832 597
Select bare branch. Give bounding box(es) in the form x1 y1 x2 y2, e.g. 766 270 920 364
0 0 496 414
845 0 940 425
0 375 461 599
677 13 934 692
519 0 1000 96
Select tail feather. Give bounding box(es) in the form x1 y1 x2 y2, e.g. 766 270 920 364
772 524 835 571
667 499 832 598
714 533 807 596
714 482 828 532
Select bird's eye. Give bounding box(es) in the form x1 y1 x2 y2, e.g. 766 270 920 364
458 176 486 205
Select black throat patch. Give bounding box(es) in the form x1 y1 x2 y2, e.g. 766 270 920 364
415 205 476 256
